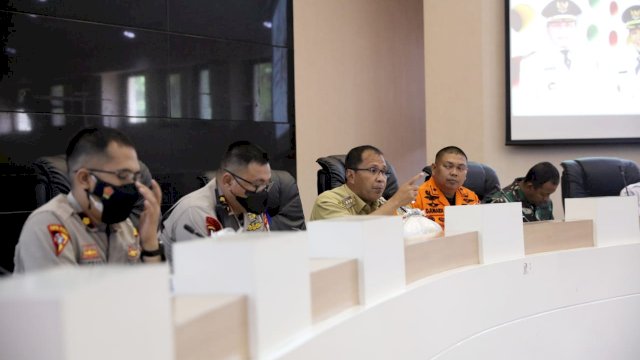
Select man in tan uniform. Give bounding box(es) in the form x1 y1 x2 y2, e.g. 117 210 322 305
160 141 271 262
310 145 422 220
14 127 163 272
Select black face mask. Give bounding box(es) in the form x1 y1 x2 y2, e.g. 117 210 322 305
235 190 269 214
88 177 140 225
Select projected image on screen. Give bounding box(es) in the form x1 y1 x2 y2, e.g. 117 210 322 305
508 0 640 143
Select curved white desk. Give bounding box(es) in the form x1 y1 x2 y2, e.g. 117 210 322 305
272 243 640 360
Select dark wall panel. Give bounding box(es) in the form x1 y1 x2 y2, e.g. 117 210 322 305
0 12 168 117
168 0 289 47
3 0 167 30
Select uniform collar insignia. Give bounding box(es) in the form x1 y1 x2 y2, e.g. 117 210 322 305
78 212 96 230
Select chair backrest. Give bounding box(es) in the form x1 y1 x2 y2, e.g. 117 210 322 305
422 161 500 201
34 155 70 207
199 169 306 231
560 157 640 206
316 154 399 200
32 155 152 228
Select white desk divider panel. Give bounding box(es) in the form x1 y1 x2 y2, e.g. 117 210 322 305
565 196 640 247
0 265 173 360
171 232 311 359
445 202 524 264
307 216 405 305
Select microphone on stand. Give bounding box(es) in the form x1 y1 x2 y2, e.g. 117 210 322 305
619 165 631 196
183 224 205 238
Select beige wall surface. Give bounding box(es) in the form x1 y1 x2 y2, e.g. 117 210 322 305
295 0 639 221
294 0 427 219
424 0 640 219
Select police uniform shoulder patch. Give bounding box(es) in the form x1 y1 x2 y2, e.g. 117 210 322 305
205 216 222 235
340 195 355 209
48 224 70 256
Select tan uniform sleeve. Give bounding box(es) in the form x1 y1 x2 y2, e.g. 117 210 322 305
161 206 217 263
13 211 78 273
173 207 215 241
310 192 353 221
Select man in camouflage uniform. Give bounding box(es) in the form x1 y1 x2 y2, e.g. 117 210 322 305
483 162 559 222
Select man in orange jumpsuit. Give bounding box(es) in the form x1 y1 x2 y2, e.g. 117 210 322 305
412 146 479 229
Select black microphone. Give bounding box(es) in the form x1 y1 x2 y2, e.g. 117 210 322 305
619 165 631 196
183 224 205 238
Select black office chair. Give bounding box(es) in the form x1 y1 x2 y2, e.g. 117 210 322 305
34 154 70 207
422 161 500 201
560 157 640 208
32 155 153 228
316 154 399 200
199 169 306 231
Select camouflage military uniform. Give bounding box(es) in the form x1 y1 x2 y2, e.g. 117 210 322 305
483 178 554 222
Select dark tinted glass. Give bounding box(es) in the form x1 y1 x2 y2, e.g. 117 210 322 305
168 34 290 122
0 12 168 118
168 0 289 47
3 0 166 30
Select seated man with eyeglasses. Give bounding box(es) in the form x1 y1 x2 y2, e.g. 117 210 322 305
14 127 164 272
412 146 479 229
310 145 423 220
160 141 271 262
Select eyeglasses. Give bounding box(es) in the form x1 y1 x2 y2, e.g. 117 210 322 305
350 167 389 177
224 168 272 193
87 168 142 182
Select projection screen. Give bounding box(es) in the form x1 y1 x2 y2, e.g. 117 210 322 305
507 0 640 144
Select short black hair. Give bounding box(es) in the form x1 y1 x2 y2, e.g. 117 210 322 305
220 140 269 171
345 145 384 170
435 146 467 163
66 127 134 176
524 162 559 188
